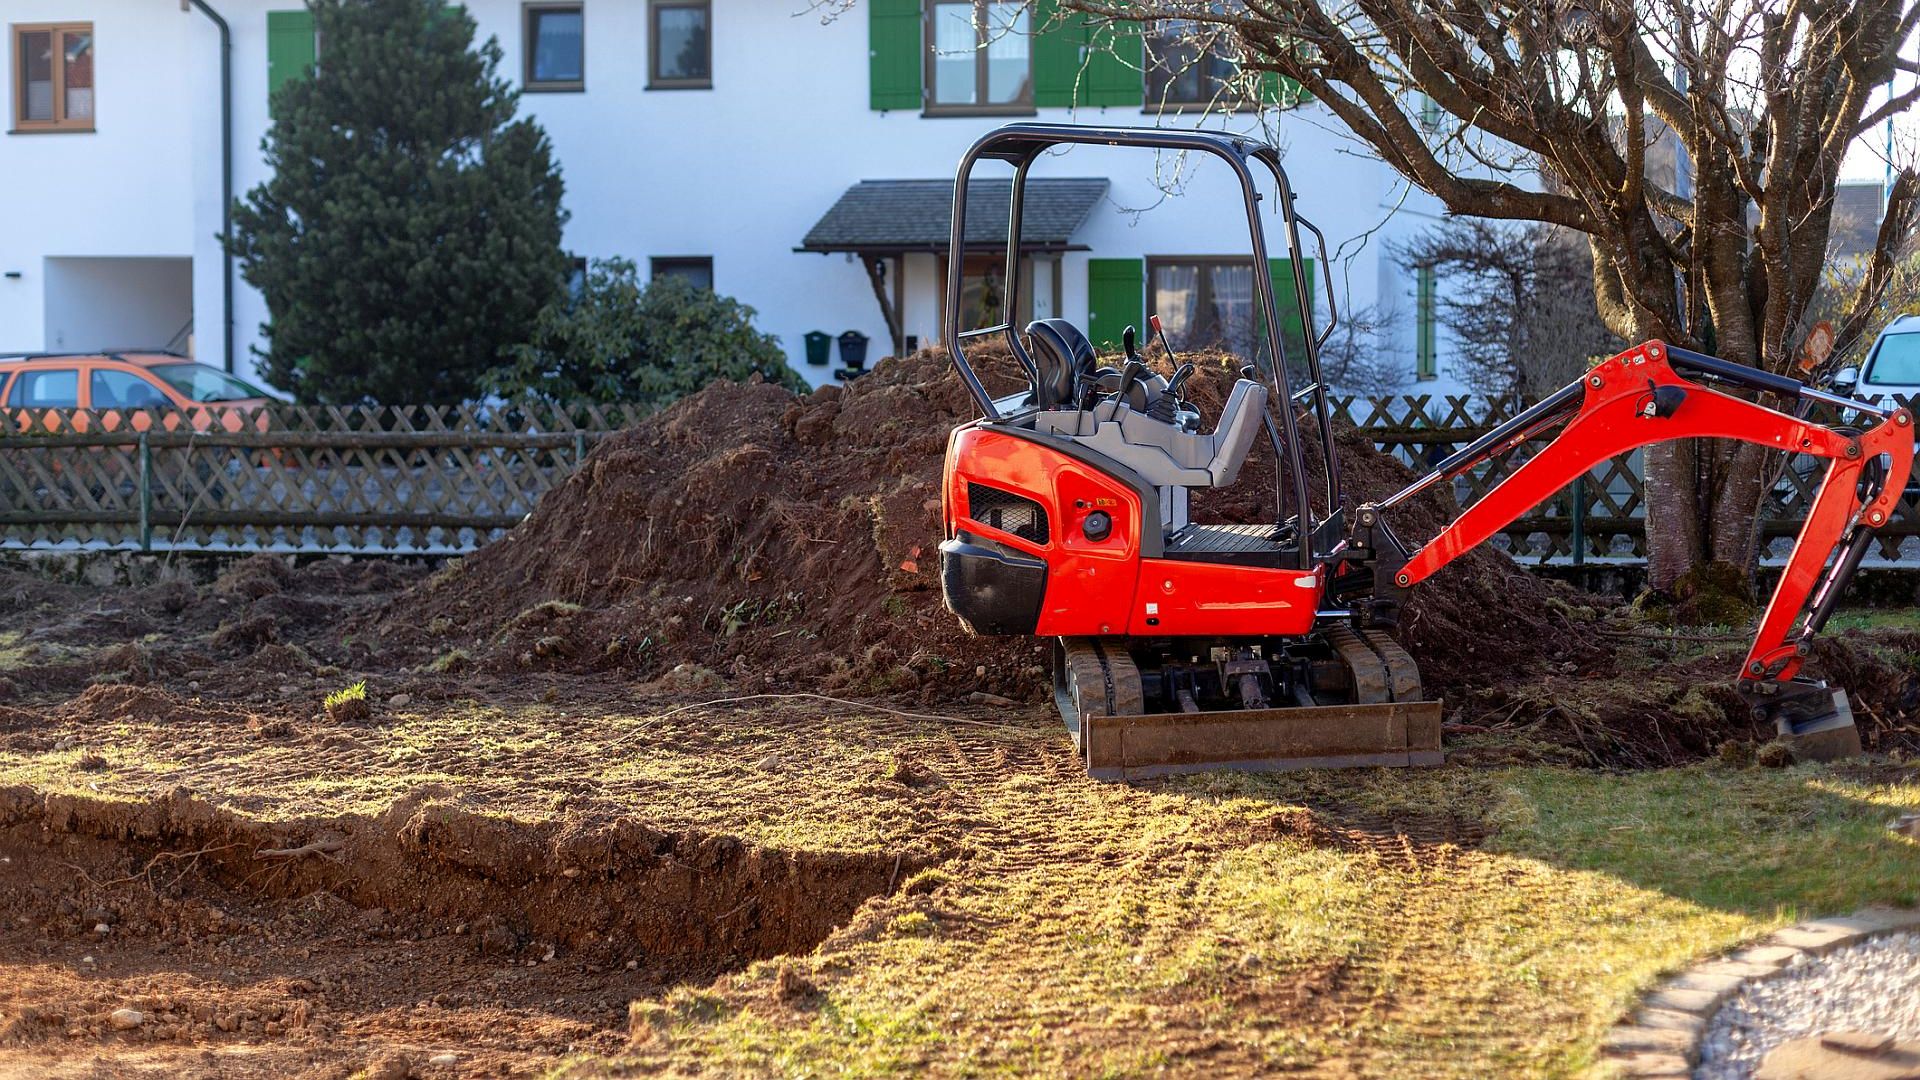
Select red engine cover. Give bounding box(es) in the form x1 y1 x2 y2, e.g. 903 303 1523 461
944 425 1323 639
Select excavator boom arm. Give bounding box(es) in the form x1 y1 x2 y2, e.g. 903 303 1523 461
1347 340 1914 746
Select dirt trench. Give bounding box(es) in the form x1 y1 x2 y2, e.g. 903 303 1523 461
0 784 904 969
0 783 911 1077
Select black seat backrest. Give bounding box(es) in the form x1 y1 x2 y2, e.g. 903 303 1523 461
1024 319 1096 410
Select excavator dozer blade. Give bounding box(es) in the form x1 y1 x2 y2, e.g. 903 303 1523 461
1077 700 1444 781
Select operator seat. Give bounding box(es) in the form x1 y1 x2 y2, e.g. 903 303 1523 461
1033 377 1270 489
1025 318 1096 409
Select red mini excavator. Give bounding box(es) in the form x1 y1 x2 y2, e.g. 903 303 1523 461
936 123 1914 780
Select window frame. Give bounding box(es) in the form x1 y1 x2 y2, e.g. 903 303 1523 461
922 0 1034 117
647 0 711 90
11 23 95 134
650 256 715 290
522 2 585 93
1143 18 1245 113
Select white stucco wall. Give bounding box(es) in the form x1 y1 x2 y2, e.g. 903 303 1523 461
0 2 197 357
3 0 1458 394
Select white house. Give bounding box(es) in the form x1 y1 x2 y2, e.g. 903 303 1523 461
0 1 1469 395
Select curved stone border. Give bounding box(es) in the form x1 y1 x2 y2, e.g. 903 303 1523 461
1600 907 1920 1078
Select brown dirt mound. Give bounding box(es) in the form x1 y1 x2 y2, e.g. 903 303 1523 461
391 351 1047 701
391 348 1595 705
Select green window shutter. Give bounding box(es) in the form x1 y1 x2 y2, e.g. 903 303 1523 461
1266 256 1315 367
267 10 318 104
1082 20 1142 107
869 0 922 111
1087 258 1144 352
1416 266 1437 379
1031 0 1079 108
1033 6 1137 109
1259 70 1309 108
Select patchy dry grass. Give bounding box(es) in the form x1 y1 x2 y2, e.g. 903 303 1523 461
3 687 1916 1078
582 760 1918 1079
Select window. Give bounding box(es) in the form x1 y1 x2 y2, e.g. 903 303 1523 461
7 368 79 407
12 24 93 133
1149 258 1261 359
91 370 172 409
1865 332 1920 386
649 1 710 88
524 3 584 92
926 1 1031 113
1146 20 1240 108
1416 265 1437 380
1146 256 1314 367
1419 92 1442 130
651 256 713 291
149 364 269 402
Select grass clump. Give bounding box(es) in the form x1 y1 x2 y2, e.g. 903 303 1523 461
428 649 473 674
323 680 371 724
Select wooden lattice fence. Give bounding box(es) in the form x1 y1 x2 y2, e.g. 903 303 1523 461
1 395 1913 560
0 404 645 554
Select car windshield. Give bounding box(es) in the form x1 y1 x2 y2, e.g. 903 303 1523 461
149 363 269 402
1865 332 1920 386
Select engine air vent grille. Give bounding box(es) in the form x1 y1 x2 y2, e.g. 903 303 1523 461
966 483 1049 544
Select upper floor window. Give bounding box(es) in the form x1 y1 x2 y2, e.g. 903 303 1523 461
651 256 714 291
524 3 584 92
927 1 1030 113
1146 20 1240 109
12 24 94 133
649 0 710 89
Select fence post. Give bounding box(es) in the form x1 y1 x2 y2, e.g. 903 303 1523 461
1570 473 1586 566
573 430 587 469
138 432 153 553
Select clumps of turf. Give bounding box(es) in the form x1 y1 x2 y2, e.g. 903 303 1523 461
323 681 371 724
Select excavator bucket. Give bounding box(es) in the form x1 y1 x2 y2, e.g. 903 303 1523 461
1075 701 1443 781
1055 633 1443 781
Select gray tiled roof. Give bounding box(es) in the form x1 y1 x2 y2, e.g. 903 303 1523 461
799 178 1109 252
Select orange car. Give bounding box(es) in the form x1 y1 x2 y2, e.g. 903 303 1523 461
0 351 279 433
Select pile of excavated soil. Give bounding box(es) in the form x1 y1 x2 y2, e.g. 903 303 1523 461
381 348 1920 765
389 348 1600 705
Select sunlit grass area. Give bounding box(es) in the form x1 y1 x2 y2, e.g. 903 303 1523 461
5 691 1915 1078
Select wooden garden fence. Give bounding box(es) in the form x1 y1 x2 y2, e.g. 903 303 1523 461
0 395 1913 561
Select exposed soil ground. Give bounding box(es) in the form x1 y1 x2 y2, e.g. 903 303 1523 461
1 554 1917 1077
1 351 1918 1076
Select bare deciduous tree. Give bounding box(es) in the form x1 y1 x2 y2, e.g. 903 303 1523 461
1068 0 1920 602
1317 302 1411 395
1395 219 1620 397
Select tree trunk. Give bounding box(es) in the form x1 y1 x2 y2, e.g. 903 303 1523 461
1594 241 1774 619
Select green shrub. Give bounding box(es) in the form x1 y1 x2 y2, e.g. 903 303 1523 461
484 258 805 407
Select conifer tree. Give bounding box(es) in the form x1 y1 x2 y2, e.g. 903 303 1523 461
230 0 569 403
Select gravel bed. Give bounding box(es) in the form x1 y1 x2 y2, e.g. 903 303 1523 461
1696 930 1920 1078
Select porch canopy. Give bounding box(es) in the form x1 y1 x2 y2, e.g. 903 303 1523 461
798 178 1108 356
798 178 1108 255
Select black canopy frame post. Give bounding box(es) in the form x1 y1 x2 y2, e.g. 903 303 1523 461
944 122 1342 570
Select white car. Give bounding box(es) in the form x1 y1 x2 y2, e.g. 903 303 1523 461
1832 313 1920 405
